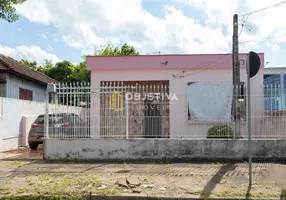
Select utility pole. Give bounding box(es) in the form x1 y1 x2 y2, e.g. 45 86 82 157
232 14 240 138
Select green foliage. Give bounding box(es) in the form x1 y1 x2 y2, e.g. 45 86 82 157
19 60 38 70
68 61 90 83
44 61 74 83
18 43 139 83
206 125 234 139
0 0 26 22
96 43 139 56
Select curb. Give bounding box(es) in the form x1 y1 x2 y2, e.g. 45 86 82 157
0 195 283 200
88 196 281 200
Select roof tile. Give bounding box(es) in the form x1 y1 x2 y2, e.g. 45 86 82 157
0 54 58 85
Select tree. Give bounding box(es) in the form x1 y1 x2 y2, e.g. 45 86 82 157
70 60 90 83
0 0 26 22
20 59 38 70
37 59 53 73
44 61 74 83
16 44 139 83
96 43 139 56
70 43 140 83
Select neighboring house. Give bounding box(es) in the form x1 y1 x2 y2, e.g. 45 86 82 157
0 54 57 102
86 53 265 138
264 67 286 111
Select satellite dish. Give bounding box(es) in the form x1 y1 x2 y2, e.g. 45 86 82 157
246 51 261 78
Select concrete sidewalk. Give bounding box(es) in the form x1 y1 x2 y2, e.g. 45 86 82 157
0 160 286 199
1 146 43 160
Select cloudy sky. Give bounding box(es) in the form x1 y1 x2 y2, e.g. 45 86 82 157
0 0 285 66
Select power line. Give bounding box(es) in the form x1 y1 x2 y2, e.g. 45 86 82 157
239 33 286 44
172 52 231 78
173 1 286 78
239 1 286 17
238 1 286 35
278 40 286 45
183 52 232 77
146 51 161 55
172 52 232 78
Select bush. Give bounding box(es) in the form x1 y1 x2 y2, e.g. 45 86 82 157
206 125 234 139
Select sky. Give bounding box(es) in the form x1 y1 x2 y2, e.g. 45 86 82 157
0 0 286 67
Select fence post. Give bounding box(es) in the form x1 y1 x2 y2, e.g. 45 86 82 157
280 73 284 110
45 91 49 139
125 98 129 139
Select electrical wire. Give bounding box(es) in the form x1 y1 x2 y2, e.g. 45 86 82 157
278 40 286 45
238 1 286 35
172 2 286 78
182 52 233 77
239 1 286 17
239 33 286 44
172 52 233 78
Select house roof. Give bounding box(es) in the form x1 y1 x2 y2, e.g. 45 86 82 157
86 53 265 71
0 54 58 85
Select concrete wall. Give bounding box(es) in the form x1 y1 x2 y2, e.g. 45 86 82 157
0 97 82 152
91 68 264 138
44 139 286 161
0 98 3 158
6 73 46 102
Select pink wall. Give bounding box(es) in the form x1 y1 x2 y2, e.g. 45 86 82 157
86 53 263 71
87 54 264 138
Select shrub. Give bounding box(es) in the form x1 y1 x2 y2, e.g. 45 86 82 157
206 125 234 139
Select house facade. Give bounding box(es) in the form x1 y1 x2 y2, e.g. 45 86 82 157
86 53 265 139
0 54 57 102
44 53 286 161
0 54 58 152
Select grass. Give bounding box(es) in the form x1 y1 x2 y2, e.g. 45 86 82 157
193 175 202 185
0 187 13 195
12 161 24 168
31 174 101 195
0 172 120 199
141 176 149 182
15 189 25 194
0 167 286 199
11 161 34 168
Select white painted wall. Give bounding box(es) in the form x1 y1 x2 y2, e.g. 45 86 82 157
0 97 82 152
0 98 3 157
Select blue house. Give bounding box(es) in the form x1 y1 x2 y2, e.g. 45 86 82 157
264 67 286 111
0 54 57 102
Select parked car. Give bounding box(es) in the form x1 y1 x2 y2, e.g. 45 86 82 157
28 113 90 149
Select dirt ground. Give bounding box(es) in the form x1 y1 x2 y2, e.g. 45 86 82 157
1 156 286 199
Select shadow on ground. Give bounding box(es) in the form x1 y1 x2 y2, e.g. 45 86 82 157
200 164 237 199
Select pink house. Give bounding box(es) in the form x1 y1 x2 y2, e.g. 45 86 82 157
86 53 264 139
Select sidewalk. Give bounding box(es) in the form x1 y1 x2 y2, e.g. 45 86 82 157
0 160 286 199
